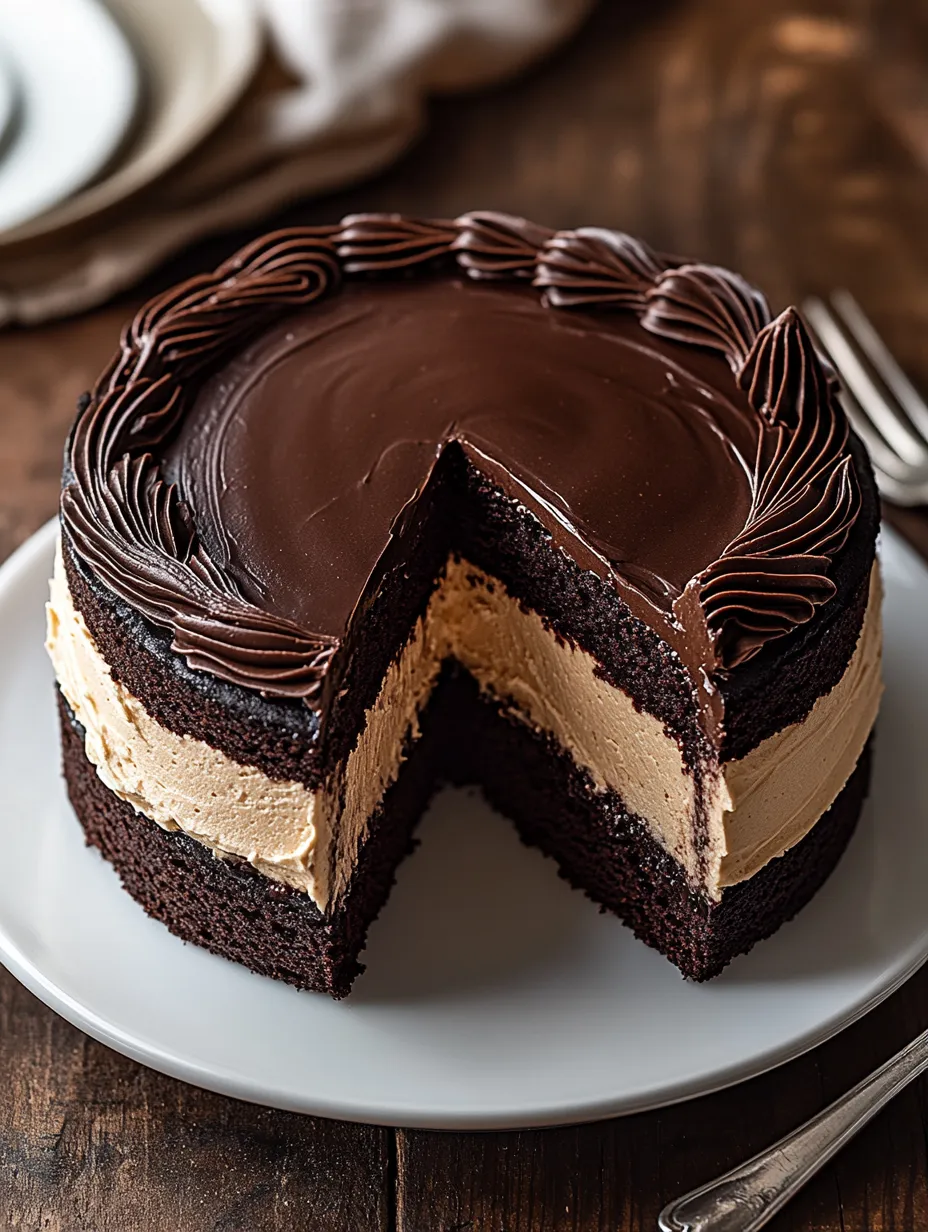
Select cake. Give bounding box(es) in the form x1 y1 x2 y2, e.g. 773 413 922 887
47 213 882 997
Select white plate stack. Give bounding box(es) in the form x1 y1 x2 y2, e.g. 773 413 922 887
0 0 260 244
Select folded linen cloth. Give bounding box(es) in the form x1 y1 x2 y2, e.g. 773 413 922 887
0 0 592 328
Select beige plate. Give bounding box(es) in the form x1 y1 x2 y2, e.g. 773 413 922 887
0 0 261 246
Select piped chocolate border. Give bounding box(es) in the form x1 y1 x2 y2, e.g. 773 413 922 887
62 212 863 707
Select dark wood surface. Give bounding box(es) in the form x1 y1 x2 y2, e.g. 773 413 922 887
3 0 928 1227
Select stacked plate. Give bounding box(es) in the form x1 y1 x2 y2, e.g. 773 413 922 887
0 0 260 243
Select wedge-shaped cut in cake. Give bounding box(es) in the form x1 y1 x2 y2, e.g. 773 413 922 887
47 214 882 996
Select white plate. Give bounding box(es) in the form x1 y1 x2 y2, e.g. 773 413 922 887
0 0 139 232
0 0 260 244
0 43 18 154
0 521 926 1129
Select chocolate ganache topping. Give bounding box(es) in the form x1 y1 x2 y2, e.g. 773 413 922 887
61 213 861 706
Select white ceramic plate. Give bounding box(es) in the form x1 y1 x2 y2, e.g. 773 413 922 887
0 43 18 155
0 521 926 1129
0 0 139 232
0 0 260 244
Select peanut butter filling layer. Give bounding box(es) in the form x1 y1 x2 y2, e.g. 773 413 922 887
48 543 881 910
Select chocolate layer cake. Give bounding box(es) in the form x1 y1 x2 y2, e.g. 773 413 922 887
47 214 882 997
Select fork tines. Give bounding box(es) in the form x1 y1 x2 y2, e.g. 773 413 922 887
803 291 928 506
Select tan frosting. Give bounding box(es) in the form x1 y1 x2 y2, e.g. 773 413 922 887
431 558 699 872
327 615 441 904
714 564 883 892
47 545 322 897
328 557 701 899
48 540 882 911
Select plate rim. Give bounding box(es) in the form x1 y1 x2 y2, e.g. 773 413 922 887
0 41 19 153
0 0 140 233
0 518 926 1129
0 0 260 245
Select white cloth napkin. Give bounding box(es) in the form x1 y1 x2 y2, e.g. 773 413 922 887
0 0 591 327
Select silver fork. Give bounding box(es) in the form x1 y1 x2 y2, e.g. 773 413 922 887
658 1025 928 1231
803 289 928 505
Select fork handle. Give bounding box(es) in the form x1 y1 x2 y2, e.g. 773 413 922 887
658 1026 928 1232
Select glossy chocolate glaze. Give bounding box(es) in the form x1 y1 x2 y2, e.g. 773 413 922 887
163 279 756 641
60 214 864 709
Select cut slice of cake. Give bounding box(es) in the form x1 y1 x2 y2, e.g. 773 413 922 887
47 214 882 997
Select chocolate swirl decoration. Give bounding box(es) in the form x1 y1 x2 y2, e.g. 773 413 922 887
533 227 858 668
62 229 341 701
337 214 458 273
696 308 860 667
641 264 771 367
62 213 862 702
536 227 666 309
452 211 554 279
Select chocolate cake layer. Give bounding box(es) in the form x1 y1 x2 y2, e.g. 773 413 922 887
438 671 872 979
59 670 870 992
64 539 322 787
58 691 430 997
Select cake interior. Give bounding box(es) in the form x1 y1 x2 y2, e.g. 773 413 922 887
50 473 881 997
57 678 873 999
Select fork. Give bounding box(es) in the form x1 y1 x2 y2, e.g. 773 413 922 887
803 289 928 505
658 1024 928 1231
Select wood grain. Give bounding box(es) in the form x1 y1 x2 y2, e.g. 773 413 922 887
0 976 391 1232
3 0 928 1227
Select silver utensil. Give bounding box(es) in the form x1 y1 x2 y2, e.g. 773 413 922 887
658 1025 928 1231
804 290 928 505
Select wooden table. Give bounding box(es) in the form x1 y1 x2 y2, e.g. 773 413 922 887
4 1 928 1226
